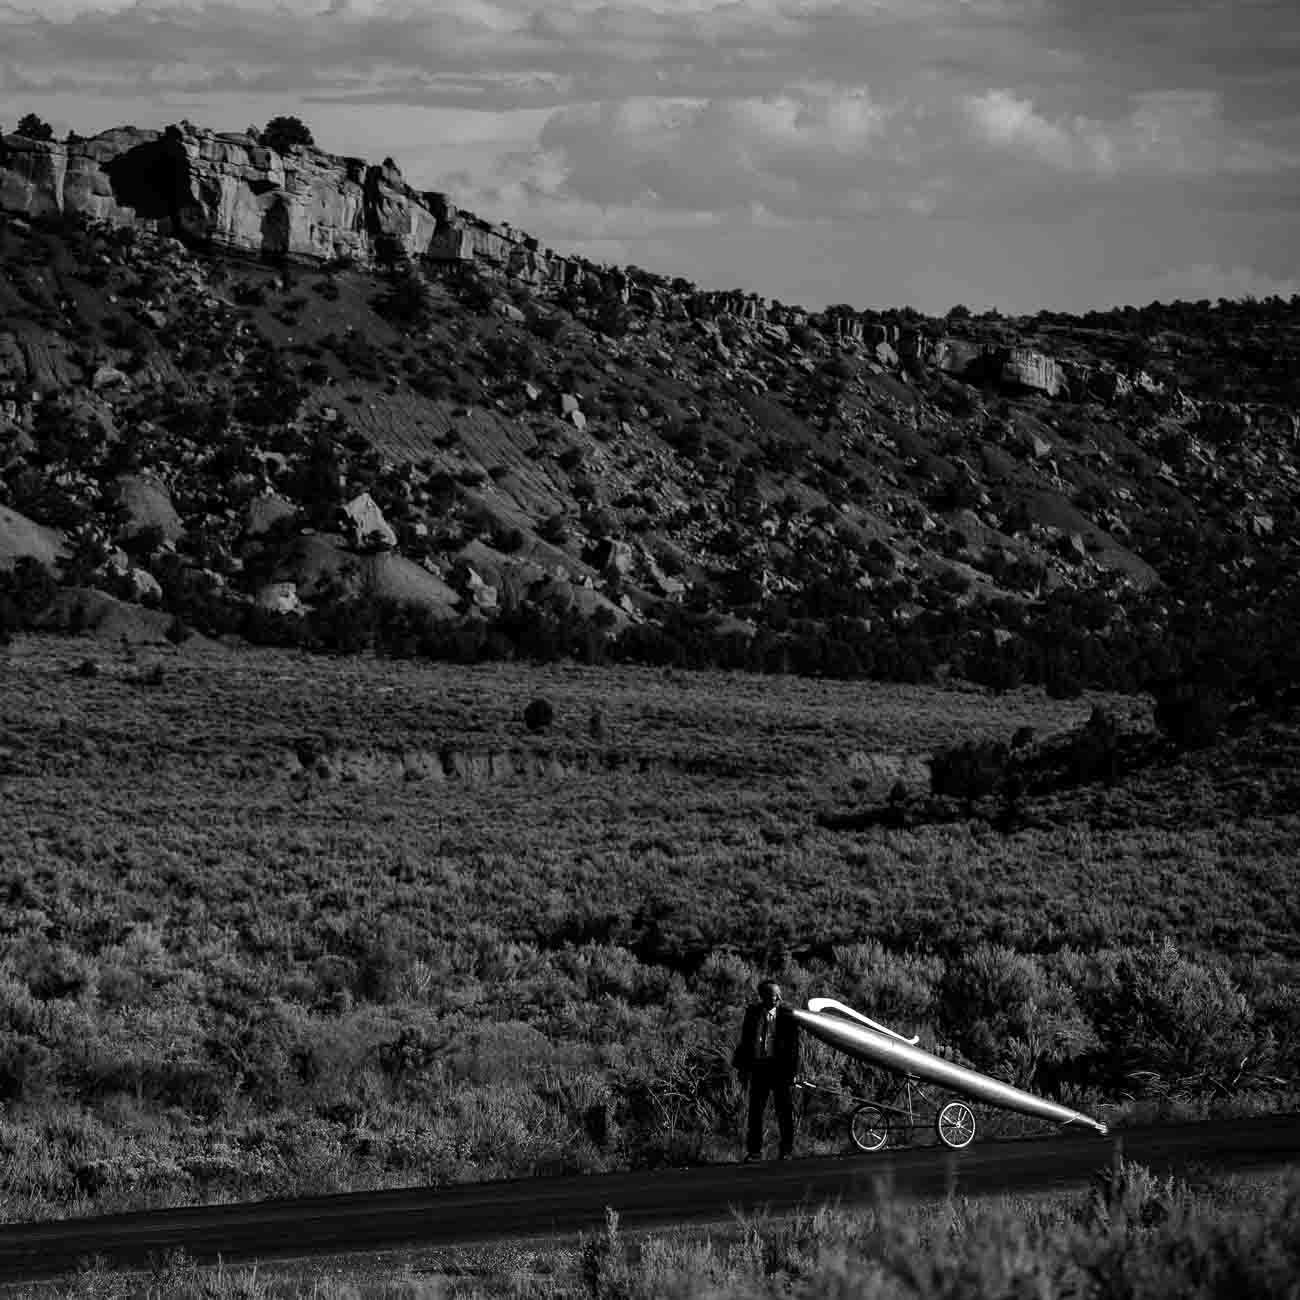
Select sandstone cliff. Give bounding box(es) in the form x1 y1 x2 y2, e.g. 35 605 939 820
0 121 575 281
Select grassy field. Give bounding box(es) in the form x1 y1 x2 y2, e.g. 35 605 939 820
1 634 1297 1221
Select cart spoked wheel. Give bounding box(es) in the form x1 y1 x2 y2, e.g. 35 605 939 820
936 1101 976 1149
849 1103 891 1152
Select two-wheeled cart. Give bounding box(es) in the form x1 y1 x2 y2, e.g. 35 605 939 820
797 1073 978 1151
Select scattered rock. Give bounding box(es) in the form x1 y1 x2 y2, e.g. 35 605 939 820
114 472 185 545
256 581 302 614
244 493 298 537
125 567 162 601
340 492 397 551
92 365 130 391
0 504 68 570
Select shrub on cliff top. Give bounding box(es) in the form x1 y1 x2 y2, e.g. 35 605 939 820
262 115 314 154
15 113 54 142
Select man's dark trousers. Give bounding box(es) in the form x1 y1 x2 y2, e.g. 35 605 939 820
746 1061 794 1158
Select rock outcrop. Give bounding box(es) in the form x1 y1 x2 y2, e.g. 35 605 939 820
929 337 1066 397
1001 347 1065 398
113 472 185 545
0 130 151 226
0 123 576 280
0 504 68 570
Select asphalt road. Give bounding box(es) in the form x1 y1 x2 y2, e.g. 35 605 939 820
1 1114 1297 1282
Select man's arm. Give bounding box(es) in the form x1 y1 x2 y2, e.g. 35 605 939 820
732 1006 756 1074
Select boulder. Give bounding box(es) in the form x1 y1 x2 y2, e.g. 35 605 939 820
529 574 629 629
340 491 396 550
125 566 162 601
1001 347 1065 398
244 493 298 537
0 504 68 570
113 472 185 545
256 581 302 614
273 534 459 614
92 365 129 391
450 560 498 609
931 337 983 378
364 553 460 612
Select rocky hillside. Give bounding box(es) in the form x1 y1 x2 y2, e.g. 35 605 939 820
2 120 1299 709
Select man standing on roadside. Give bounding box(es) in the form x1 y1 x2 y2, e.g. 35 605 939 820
732 978 800 1162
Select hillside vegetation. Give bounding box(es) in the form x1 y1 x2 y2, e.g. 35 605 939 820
0 166 1298 732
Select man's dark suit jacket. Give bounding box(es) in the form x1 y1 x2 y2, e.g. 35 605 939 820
732 1003 800 1079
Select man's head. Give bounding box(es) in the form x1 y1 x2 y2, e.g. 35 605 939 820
758 980 782 1007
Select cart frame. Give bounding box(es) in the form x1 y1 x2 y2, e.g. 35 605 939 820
798 1072 978 1151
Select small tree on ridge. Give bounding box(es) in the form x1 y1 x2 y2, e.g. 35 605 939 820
262 115 314 154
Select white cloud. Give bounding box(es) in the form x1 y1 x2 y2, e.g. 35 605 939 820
962 87 1296 178
964 89 1082 170
531 89 909 219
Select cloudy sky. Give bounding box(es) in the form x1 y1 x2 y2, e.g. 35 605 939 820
2 0 1298 314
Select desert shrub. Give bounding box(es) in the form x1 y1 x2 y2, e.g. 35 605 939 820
594 299 631 339
962 633 1027 693
1084 939 1259 1097
0 557 58 623
6 470 92 531
691 950 762 1024
205 1002 305 1109
231 279 267 307
830 941 941 1030
939 944 1096 1084
523 697 555 732
351 925 410 1002
0 1033 57 1103
376 1023 440 1084
611 1045 735 1168
529 313 567 344
262 114 314 153
929 738 1009 804
15 113 54 141
1152 680 1231 749
374 269 433 327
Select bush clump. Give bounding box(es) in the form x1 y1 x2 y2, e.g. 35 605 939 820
524 697 555 732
